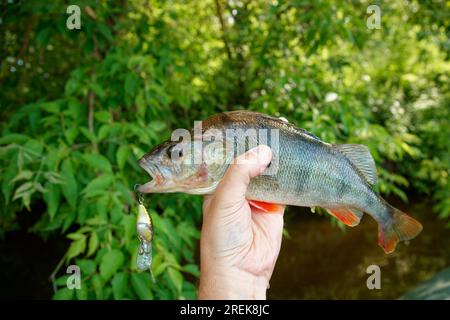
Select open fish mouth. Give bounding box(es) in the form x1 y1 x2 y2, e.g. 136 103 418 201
137 156 210 194
137 158 172 193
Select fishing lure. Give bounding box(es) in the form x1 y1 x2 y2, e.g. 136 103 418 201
135 185 153 272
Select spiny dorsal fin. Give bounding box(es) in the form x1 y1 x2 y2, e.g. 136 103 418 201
334 144 377 185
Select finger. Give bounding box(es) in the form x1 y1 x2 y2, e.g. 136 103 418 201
203 194 213 214
215 144 272 202
252 206 285 239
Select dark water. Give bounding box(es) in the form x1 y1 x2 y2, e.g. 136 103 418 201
0 231 68 299
0 207 69 300
268 200 450 299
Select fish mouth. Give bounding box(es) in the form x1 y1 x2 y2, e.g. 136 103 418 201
137 156 213 194
137 157 174 193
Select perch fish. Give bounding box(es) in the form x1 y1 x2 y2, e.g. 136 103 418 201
137 111 422 253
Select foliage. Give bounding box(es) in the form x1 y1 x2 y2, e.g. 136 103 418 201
0 0 449 299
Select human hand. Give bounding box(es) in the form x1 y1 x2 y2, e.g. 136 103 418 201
198 145 285 300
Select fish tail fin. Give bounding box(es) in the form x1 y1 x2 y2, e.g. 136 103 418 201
378 206 423 254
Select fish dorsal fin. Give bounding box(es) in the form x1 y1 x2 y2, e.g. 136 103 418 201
334 144 377 185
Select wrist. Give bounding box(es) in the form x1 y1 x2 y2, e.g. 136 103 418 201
198 265 268 300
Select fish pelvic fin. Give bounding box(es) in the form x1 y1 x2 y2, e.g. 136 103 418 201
248 200 284 213
333 144 377 185
378 207 423 254
325 207 364 227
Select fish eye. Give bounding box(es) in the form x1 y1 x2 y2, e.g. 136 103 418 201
167 144 183 159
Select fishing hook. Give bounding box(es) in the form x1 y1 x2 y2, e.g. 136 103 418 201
134 183 144 205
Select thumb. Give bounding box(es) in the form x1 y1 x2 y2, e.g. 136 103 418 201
214 145 272 204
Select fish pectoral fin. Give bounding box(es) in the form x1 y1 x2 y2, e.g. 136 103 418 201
325 207 363 227
333 144 377 185
248 200 284 213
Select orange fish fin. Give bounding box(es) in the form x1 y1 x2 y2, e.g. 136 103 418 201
325 207 363 227
378 208 423 254
248 200 284 213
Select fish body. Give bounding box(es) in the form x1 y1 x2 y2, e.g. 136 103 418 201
138 111 422 253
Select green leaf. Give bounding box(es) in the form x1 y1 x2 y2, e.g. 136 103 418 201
65 79 80 96
89 83 106 99
109 202 123 224
80 127 97 143
122 214 136 245
64 127 79 145
95 111 112 124
66 232 85 240
54 288 74 300
44 171 65 184
13 181 35 210
112 272 128 300
76 259 96 275
148 120 166 132
11 170 33 183
98 23 113 41
0 133 29 145
13 181 34 196
82 174 113 197
168 267 183 293
116 145 130 170
183 264 200 277
61 175 78 209
87 232 99 257
125 73 140 97
83 154 112 173
115 181 134 205
86 215 108 225
153 262 168 278
76 285 89 300
91 274 104 300
67 236 86 260
97 125 111 141
43 182 61 220
100 249 124 282
131 273 153 300
36 27 50 46
96 194 109 215
135 91 146 119
182 281 197 300
66 98 82 120
2 168 15 204
40 101 61 114
55 275 70 286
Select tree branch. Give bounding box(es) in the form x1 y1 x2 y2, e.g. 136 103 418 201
214 0 232 60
